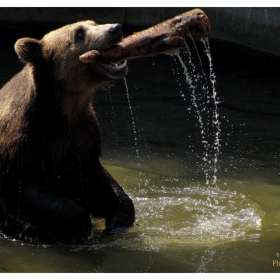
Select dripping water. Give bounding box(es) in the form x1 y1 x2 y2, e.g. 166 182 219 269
16 170 22 239
170 49 208 179
124 77 149 189
170 41 221 187
124 78 150 188
202 37 221 186
130 78 151 162
188 32 205 76
124 78 140 162
106 87 119 144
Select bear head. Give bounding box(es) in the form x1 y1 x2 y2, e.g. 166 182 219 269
14 21 128 93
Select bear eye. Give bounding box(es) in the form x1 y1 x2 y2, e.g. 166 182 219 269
75 27 85 41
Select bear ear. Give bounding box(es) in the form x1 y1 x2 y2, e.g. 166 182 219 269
14 38 42 64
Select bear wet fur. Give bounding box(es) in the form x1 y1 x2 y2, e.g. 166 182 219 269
0 21 135 243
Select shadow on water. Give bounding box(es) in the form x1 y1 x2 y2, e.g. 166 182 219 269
0 28 280 272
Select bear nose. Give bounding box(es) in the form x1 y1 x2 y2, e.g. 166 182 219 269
108 24 123 35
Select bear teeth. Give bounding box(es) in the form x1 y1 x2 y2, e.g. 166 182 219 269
109 61 126 69
97 60 127 76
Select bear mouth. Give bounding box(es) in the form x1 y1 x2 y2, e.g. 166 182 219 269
95 60 128 79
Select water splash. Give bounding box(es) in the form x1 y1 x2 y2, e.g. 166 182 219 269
74 174 264 252
196 247 216 272
133 183 263 245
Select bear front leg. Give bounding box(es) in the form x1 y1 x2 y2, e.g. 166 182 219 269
16 184 92 243
92 164 135 233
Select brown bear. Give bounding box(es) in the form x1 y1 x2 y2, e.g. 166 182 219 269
0 20 135 243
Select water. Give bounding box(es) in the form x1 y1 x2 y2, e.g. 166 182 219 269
170 40 221 186
124 78 140 159
105 88 119 144
1 32 280 272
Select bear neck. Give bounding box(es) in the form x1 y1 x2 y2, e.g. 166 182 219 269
16 64 102 170
30 63 95 121
57 85 95 121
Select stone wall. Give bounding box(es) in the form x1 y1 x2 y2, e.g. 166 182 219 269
0 7 279 56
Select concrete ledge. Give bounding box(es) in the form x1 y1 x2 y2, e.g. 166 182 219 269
203 7 280 57
0 7 279 57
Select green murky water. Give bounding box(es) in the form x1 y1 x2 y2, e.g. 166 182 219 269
0 32 280 272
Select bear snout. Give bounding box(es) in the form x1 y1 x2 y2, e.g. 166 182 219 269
108 24 123 36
